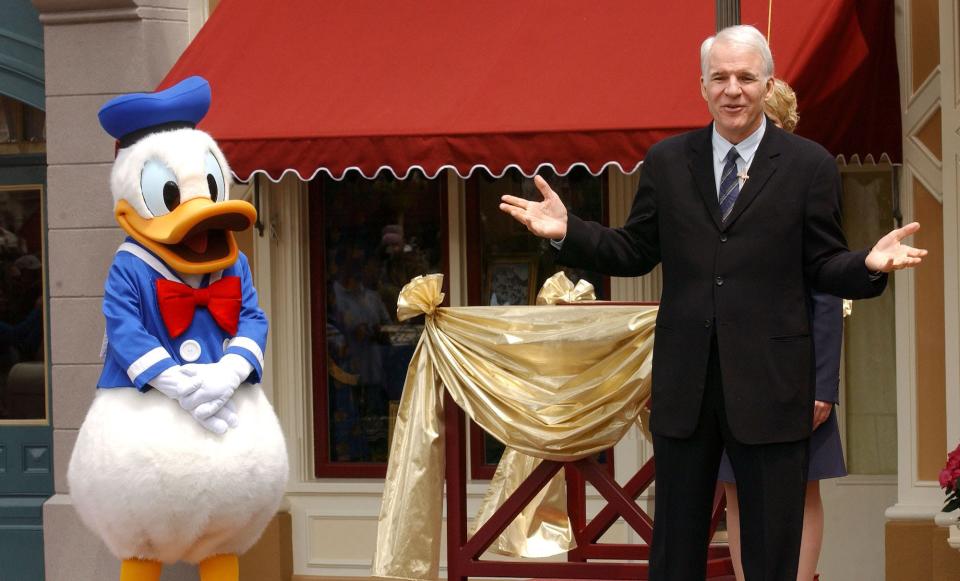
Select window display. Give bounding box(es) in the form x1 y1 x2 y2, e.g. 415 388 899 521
310 171 446 475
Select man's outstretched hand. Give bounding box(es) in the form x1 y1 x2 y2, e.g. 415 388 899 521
499 175 569 240
865 222 928 273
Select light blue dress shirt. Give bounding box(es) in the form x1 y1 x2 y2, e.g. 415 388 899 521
711 120 765 197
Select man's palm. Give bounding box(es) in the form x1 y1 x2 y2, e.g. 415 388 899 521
499 175 569 240
865 222 927 272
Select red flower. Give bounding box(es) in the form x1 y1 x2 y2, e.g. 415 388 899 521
942 443 960 495
941 466 958 490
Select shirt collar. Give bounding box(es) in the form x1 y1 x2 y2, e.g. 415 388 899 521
712 117 766 166
119 236 220 288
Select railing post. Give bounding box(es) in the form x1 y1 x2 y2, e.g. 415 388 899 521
444 390 468 581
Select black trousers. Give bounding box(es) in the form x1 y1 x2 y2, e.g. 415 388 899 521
649 334 809 581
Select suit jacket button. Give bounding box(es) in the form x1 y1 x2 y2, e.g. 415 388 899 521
720 234 728 242
704 319 712 328
715 276 724 286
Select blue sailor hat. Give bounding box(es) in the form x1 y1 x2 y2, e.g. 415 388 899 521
98 76 211 149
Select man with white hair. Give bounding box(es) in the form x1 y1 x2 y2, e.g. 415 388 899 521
500 25 924 580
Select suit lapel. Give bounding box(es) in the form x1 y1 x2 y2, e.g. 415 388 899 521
687 126 723 231
722 120 781 230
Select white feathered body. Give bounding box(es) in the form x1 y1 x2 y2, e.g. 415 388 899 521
67 385 288 564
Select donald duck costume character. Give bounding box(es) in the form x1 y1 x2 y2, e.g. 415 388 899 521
67 76 288 581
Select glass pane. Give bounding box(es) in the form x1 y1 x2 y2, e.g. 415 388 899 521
0 101 11 143
0 96 46 145
0 187 45 420
470 167 607 467
473 166 606 306
316 171 444 465
22 105 45 143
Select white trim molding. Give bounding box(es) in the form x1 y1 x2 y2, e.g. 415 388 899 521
934 511 960 550
887 0 955 523
447 170 468 307
939 0 960 458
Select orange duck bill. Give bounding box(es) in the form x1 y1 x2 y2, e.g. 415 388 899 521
115 197 257 274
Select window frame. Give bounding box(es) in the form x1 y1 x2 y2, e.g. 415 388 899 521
309 174 449 478
0 155 48 427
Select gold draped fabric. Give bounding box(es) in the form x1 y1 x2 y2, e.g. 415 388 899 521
472 272 596 559
373 273 657 580
535 271 598 305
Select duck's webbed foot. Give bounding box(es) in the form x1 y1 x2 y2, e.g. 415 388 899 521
119 558 161 581
199 553 239 581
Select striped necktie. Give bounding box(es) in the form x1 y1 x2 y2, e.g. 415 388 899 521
719 146 740 221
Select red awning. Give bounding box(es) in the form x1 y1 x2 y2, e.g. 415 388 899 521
742 0 901 165
160 0 900 182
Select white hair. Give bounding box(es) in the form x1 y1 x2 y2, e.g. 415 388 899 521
700 25 774 80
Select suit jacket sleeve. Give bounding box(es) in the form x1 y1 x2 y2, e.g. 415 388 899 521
803 155 888 299
810 290 843 403
557 149 661 276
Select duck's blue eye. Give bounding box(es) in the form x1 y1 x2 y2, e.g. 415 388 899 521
140 159 180 216
205 151 226 202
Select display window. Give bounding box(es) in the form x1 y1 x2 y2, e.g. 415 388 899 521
310 171 447 477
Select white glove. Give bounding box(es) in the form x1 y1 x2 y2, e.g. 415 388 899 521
180 354 253 420
196 399 239 435
149 365 203 402
149 366 231 434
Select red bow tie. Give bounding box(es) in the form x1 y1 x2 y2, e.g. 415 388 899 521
156 276 241 338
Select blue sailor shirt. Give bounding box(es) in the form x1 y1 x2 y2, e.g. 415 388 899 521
98 238 268 390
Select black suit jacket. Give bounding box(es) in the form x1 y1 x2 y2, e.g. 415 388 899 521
558 120 885 444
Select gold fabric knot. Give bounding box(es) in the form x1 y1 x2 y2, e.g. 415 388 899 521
535 272 596 305
397 273 446 322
